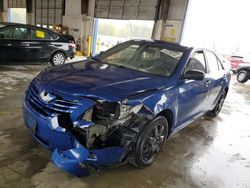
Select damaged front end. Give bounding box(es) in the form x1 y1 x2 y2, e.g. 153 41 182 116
23 82 152 176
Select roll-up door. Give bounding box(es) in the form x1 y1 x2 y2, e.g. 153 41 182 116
35 0 64 26
8 0 26 8
95 0 160 20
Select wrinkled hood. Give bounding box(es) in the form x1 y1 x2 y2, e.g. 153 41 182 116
37 60 167 101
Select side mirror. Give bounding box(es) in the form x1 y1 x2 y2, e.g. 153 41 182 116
182 70 205 80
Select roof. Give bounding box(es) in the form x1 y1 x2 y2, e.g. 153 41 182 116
0 22 53 33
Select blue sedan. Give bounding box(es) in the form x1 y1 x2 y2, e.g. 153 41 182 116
23 40 231 176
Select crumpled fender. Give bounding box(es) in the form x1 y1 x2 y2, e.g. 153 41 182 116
51 141 125 176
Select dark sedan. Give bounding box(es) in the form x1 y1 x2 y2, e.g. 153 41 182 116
0 23 75 65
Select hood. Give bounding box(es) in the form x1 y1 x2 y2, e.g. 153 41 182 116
37 61 167 101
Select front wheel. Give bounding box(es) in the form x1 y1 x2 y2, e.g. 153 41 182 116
51 52 66 66
237 70 249 83
134 116 168 168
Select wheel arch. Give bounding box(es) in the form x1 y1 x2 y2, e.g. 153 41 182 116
237 68 250 74
50 50 67 62
157 109 174 137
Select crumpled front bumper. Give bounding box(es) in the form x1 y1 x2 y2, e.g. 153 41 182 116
23 100 125 176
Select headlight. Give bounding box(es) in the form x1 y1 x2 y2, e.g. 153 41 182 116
119 104 132 119
119 104 143 119
92 101 143 121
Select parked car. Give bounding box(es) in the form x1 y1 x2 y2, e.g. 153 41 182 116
236 62 250 83
23 40 231 176
0 22 75 65
60 34 75 44
227 55 244 72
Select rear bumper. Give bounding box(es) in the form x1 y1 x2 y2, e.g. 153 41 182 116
66 49 75 59
22 98 124 176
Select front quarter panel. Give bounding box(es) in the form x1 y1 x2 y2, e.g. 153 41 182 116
127 84 179 132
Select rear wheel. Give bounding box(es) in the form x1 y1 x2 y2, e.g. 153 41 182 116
237 70 249 83
51 52 66 66
206 90 226 117
134 116 168 168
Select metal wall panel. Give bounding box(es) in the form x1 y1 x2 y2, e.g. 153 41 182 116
8 0 26 8
95 0 160 20
35 0 63 26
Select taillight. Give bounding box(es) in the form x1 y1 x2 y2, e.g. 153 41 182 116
69 43 76 48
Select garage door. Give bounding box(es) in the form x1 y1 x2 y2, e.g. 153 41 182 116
95 0 160 20
8 0 26 8
35 0 64 27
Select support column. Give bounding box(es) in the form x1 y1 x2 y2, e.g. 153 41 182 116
81 0 95 55
63 0 95 56
152 0 189 43
0 0 8 22
26 0 35 25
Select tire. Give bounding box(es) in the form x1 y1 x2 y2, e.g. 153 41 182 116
134 116 168 168
51 52 66 66
237 70 249 83
206 90 226 118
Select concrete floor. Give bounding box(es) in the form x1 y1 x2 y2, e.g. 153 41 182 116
0 64 250 188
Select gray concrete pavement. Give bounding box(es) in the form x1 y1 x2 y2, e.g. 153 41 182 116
0 64 250 188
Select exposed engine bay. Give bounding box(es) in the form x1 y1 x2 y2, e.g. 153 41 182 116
57 100 147 154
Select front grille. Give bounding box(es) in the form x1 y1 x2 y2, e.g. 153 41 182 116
27 84 81 117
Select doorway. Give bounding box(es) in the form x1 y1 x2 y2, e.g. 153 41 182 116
8 8 26 24
92 18 155 55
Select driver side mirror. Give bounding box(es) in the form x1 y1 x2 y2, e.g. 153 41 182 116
182 70 205 80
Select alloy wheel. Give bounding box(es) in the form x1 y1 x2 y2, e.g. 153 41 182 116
238 72 247 82
214 93 225 115
141 123 165 163
53 53 65 65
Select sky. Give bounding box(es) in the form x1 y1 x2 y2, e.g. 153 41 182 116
181 0 250 55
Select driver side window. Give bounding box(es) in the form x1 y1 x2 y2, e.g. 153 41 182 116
186 51 207 73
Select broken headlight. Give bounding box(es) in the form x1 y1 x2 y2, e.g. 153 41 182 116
119 104 132 119
92 101 142 122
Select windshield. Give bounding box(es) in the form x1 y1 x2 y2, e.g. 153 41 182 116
95 41 184 77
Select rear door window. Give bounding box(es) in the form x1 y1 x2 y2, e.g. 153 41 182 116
0 27 29 40
206 51 220 72
31 29 52 40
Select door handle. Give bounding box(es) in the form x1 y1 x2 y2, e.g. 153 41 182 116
206 80 211 87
